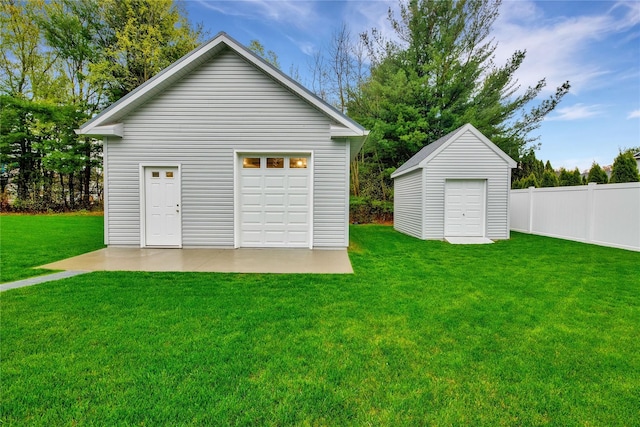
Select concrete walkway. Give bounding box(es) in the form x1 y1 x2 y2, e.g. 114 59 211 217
0 270 89 292
38 247 354 274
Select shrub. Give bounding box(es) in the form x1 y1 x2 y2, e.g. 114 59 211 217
559 168 582 186
540 169 559 187
610 152 640 183
350 196 393 224
523 172 539 188
586 162 608 184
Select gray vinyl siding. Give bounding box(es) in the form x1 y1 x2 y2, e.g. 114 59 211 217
105 48 348 247
394 169 423 239
423 130 511 239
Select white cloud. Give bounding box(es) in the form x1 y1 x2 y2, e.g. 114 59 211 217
493 0 639 95
628 109 640 119
547 103 605 121
609 1 640 30
343 1 396 32
341 0 401 49
194 0 320 30
285 35 316 56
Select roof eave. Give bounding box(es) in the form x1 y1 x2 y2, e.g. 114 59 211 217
75 123 123 137
330 124 365 138
348 131 369 161
391 164 421 179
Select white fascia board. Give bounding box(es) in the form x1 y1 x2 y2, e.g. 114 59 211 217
75 123 123 137
348 132 369 161
331 124 363 138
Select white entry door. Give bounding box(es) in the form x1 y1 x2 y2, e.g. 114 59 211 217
444 179 486 237
144 167 181 246
239 155 311 248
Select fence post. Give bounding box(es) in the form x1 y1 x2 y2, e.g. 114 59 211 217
528 186 534 233
586 182 596 243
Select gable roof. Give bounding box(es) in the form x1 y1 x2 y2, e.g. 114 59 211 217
391 123 517 178
77 32 368 154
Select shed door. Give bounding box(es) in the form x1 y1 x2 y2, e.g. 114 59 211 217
144 167 181 246
239 155 311 248
444 179 486 237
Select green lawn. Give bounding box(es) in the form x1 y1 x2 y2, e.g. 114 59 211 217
0 213 104 283
1 216 639 425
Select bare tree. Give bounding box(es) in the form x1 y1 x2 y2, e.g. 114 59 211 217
308 22 369 112
308 49 329 101
306 23 371 196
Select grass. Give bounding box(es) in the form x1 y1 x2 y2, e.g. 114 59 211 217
0 213 104 283
1 216 639 425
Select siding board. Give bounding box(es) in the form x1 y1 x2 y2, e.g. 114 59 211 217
394 169 423 239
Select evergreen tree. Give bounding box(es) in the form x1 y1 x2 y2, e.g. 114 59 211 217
513 150 544 183
572 168 583 186
540 169 559 187
511 177 523 189
586 162 608 184
0 95 78 206
610 151 640 183
544 160 554 172
525 173 539 188
559 167 582 186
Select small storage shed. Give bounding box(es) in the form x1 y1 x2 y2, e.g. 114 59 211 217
391 123 516 241
76 32 368 249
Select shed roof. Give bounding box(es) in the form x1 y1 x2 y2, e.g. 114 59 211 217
76 32 368 155
391 123 517 178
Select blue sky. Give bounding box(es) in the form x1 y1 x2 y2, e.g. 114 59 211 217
184 0 640 171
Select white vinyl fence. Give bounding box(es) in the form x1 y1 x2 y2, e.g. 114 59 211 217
510 182 640 252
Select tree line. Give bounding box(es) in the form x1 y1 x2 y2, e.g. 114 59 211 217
3 0 636 215
1 0 203 210
511 149 640 189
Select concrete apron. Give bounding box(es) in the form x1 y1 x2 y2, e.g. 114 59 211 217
39 247 354 274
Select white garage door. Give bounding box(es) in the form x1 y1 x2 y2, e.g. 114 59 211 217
445 179 486 237
239 155 311 248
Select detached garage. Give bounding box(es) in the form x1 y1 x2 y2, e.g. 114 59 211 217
391 123 516 241
76 33 368 249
